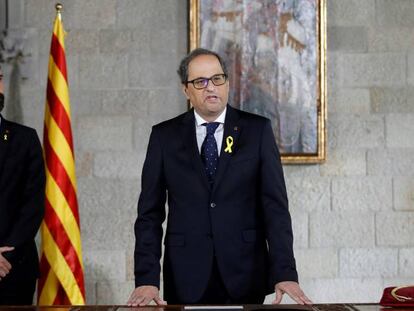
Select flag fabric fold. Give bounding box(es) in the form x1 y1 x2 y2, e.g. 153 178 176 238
38 8 85 305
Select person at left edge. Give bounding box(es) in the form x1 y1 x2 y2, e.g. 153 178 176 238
0 65 45 305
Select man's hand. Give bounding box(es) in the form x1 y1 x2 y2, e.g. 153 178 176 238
273 281 312 305
127 285 167 306
0 246 14 281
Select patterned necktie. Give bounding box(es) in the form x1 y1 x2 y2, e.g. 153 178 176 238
201 122 220 183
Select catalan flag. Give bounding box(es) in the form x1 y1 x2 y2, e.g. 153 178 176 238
38 5 85 305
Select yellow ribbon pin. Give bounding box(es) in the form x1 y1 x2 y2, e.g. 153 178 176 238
224 136 234 153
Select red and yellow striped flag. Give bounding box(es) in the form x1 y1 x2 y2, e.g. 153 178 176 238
38 5 85 305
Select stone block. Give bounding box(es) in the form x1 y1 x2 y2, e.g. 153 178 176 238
116 0 185 30
406 87 414 110
376 212 414 246
376 0 414 27
394 177 414 211
332 177 392 211
290 278 382 303
26 0 116 29
65 30 100 54
73 89 152 117
295 248 338 278
370 87 409 113
328 114 384 149
128 30 151 56
399 248 414 277
96 280 135 304
19 88 45 129
133 118 153 150
327 52 341 91
320 149 366 176
79 54 127 90
383 277 414 288
328 26 368 52
147 88 187 121
77 116 133 151
367 149 414 176
285 177 330 213
75 152 93 178
145 28 187 57
407 54 414 86
310 212 375 247
101 89 159 116
70 90 103 116
369 27 414 52
340 53 406 87
37 29 53 56
327 0 375 26
282 165 321 177
24 0 74 29
329 88 370 114
66 53 80 90
34 52 52 91
70 0 116 29
128 53 179 88
291 211 309 249
6 0 24 28
78 177 140 251
386 114 414 148
125 250 135 281
339 248 398 277
93 151 145 179
83 250 126 282
99 29 132 54
85 281 97 305
130 29 187 60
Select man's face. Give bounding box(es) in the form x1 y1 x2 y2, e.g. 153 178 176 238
182 54 229 121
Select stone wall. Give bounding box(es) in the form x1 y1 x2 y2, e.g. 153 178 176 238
1 0 413 304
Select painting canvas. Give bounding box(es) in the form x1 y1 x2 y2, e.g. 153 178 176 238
189 0 326 163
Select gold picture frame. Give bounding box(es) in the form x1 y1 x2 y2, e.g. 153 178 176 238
189 0 327 164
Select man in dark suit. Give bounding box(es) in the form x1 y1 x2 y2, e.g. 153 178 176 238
0 65 45 304
128 48 311 305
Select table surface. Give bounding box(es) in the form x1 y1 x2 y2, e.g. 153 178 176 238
0 304 413 311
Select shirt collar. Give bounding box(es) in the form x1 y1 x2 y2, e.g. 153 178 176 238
194 106 227 127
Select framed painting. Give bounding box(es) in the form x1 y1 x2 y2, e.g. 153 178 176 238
189 0 327 163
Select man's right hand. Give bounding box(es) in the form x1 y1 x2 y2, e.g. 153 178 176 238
0 246 14 281
127 285 167 306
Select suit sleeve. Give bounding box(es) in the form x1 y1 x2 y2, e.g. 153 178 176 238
3 129 45 263
260 119 298 285
134 127 167 288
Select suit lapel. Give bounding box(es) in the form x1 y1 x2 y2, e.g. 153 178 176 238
179 109 210 190
213 106 241 194
0 116 12 181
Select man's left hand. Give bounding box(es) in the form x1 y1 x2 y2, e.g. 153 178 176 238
273 281 312 305
0 246 14 282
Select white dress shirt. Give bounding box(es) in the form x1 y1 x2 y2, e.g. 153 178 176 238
194 107 226 156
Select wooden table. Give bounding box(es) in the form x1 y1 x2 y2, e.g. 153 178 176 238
0 304 413 311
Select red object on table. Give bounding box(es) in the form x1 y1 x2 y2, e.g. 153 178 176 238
380 285 414 307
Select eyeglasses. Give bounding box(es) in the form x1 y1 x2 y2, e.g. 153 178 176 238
187 74 227 89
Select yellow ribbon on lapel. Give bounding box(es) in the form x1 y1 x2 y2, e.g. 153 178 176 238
224 136 234 153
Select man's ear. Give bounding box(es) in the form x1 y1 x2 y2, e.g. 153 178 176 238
181 84 189 99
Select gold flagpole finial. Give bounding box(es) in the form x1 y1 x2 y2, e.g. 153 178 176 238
55 3 63 15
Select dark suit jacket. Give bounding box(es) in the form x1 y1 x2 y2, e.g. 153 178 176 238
0 115 45 286
134 105 297 303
